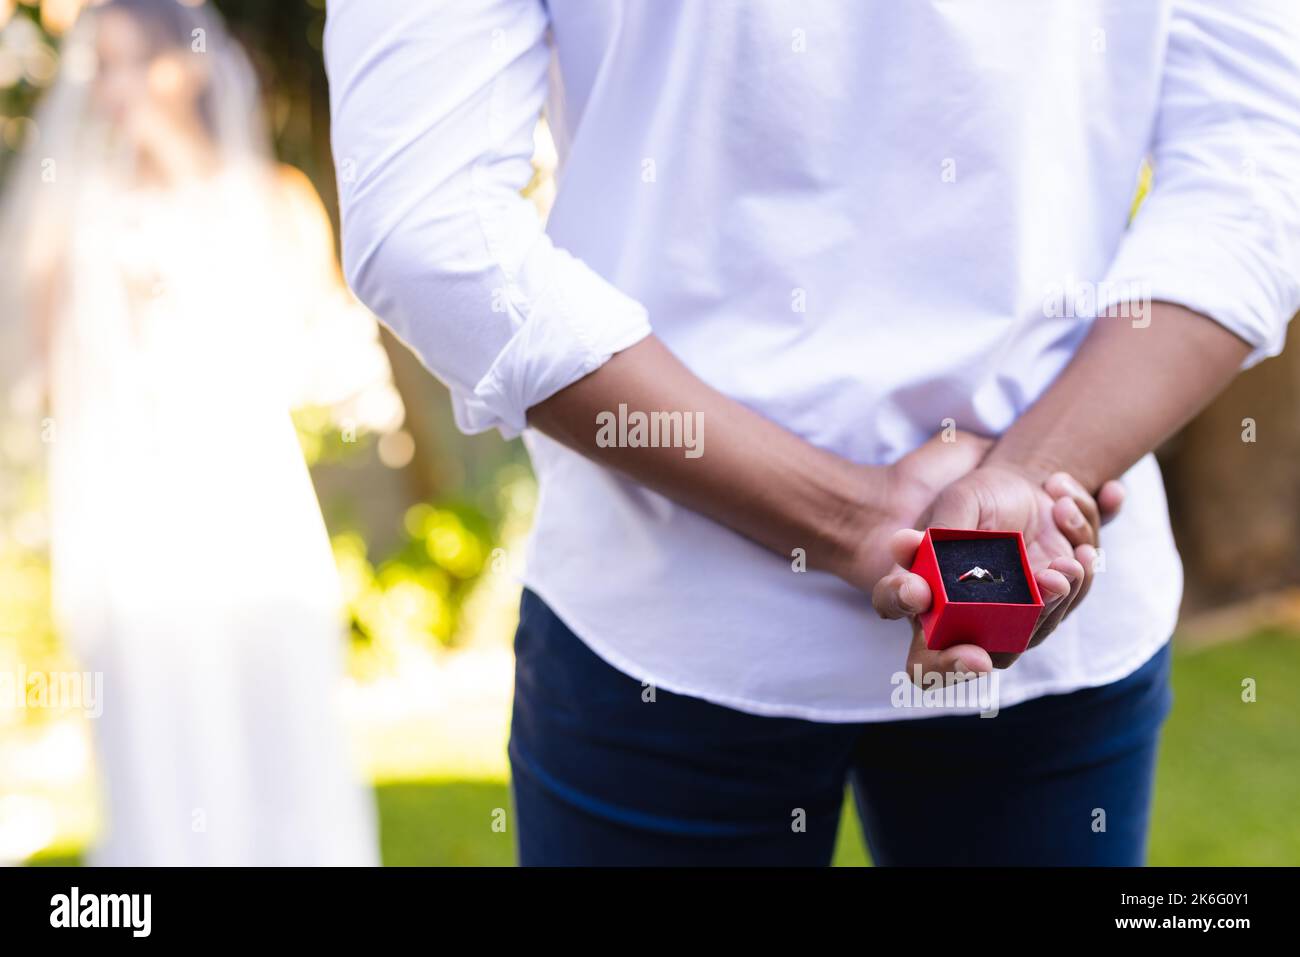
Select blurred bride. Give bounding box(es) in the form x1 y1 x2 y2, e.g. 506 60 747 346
0 0 385 864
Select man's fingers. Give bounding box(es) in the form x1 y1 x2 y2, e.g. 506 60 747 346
1035 565 1073 605
1042 557 1085 638
1098 480 1126 525
1044 472 1100 543
1072 543 1098 609
888 527 925 566
1043 472 1127 532
871 528 928 621
872 568 931 620
1029 564 1073 637
1030 555 1085 646
1051 494 1094 549
904 627 994 685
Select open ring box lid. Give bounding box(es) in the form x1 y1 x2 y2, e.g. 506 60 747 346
908 527 1044 655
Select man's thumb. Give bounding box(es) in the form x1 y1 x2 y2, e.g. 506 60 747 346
923 482 980 530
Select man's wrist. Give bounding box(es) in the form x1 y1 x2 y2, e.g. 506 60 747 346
809 458 896 590
830 460 940 593
983 443 1080 490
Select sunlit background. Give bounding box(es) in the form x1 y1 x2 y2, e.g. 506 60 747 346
1 0 1297 866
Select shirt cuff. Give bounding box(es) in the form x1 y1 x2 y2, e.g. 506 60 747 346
1097 206 1300 369
452 247 653 439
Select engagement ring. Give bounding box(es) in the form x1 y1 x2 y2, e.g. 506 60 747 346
957 566 1005 584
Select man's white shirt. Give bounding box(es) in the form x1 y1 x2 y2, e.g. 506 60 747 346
326 0 1300 720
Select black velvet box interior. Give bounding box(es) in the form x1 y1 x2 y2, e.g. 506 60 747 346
933 537 1034 604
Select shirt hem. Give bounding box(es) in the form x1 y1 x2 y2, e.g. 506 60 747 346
520 577 1178 724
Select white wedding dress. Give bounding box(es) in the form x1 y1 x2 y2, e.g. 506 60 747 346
0 4 381 866
44 167 380 866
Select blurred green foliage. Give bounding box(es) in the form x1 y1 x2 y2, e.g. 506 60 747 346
294 413 525 675
0 535 61 699
334 500 493 661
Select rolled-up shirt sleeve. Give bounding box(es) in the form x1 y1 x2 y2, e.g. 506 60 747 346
324 0 652 437
1099 0 1300 365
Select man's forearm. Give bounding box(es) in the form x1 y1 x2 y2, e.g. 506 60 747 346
986 302 1252 490
526 336 890 586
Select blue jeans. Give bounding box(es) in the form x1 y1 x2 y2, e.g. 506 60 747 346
509 589 1172 866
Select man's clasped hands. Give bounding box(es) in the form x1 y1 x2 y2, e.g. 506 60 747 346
832 430 1124 684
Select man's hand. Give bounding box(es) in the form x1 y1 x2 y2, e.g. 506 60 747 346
835 430 993 593
871 301 1255 684
872 463 1125 679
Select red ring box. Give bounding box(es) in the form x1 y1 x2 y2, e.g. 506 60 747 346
908 527 1044 654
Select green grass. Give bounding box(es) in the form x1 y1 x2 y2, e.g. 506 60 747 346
375 629 1300 866
1148 629 1300 865
28 629 1298 866
377 780 515 867
375 778 871 867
